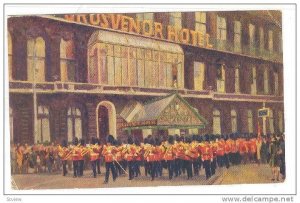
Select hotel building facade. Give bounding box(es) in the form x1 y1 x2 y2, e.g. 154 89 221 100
7 11 284 144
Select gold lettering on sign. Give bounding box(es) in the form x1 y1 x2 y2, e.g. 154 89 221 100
62 14 213 49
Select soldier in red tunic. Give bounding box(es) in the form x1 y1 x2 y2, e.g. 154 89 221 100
102 135 117 184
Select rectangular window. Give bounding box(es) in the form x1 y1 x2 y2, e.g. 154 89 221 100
145 49 152 87
195 12 206 35
234 21 241 52
216 65 226 93
235 67 240 93
213 110 221 134
152 51 160 88
274 72 279 95
264 68 269 94
194 61 205 90
106 44 115 85
136 13 154 21
129 47 137 86
121 46 129 86
27 38 46 82
249 24 256 48
268 30 274 52
251 66 257 95
217 16 227 41
137 48 145 87
114 45 122 86
259 27 264 51
169 12 182 29
269 110 274 134
159 52 167 87
247 110 253 133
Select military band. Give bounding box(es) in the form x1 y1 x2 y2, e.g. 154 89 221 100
11 133 284 184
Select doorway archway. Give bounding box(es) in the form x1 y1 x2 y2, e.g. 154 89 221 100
96 101 116 143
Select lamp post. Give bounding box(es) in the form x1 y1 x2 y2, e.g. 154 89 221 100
32 39 38 144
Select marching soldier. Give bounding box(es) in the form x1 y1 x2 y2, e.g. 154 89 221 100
191 135 200 176
78 139 86 176
72 137 80 178
163 135 176 180
224 135 231 169
96 138 102 175
123 137 136 180
102 135 117 184
134 139 143 177
210 135 218 176
58 139 69 176
90 137 100 178
201 135 212 180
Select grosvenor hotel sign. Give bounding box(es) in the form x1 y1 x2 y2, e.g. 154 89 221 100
63 14 213 48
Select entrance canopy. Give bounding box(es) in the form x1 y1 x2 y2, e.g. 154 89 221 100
120 94 207 130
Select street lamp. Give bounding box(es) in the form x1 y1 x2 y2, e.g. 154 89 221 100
32 39 38 144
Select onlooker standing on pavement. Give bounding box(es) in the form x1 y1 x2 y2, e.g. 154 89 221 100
260 137 268 164
269 136 281 181
279 134 285 180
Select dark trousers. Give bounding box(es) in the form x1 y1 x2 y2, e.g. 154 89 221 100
62 160 67 176
149 161 158 180
91 160 97 177
73 160 79 177
184 160 193 179
175 158 183 177
104 162 117 183
211 158 217 175
217 155 224 167
224 154 230 168
79 160 84 176
144 161 150 176
203 160 212 179
128 160 134 180
134 161 141 177
167 160 175 179
193 158 200 176
96 159 101 174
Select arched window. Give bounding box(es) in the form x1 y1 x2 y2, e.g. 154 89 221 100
247 110 253 133
60 38 75 82
231 109 237 133
278 110 284 133
269 109 274 134
213 109 221 134
9 107 14 142
37 105 50 143
67 107 83 142
8 32 13 80
27 37 45 82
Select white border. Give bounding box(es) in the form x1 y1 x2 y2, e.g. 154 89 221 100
1 2 297 199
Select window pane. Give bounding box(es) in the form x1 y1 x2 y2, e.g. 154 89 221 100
67 118 73 142
42 118 50 142
137 59 145 87
194 62 205 90
264 68 269 94
114 57 122 85
121 47 129 86
75 118 82 140
235 68 240 93
247 110 253 133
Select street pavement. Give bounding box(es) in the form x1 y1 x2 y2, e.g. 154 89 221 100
11 163 279 190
